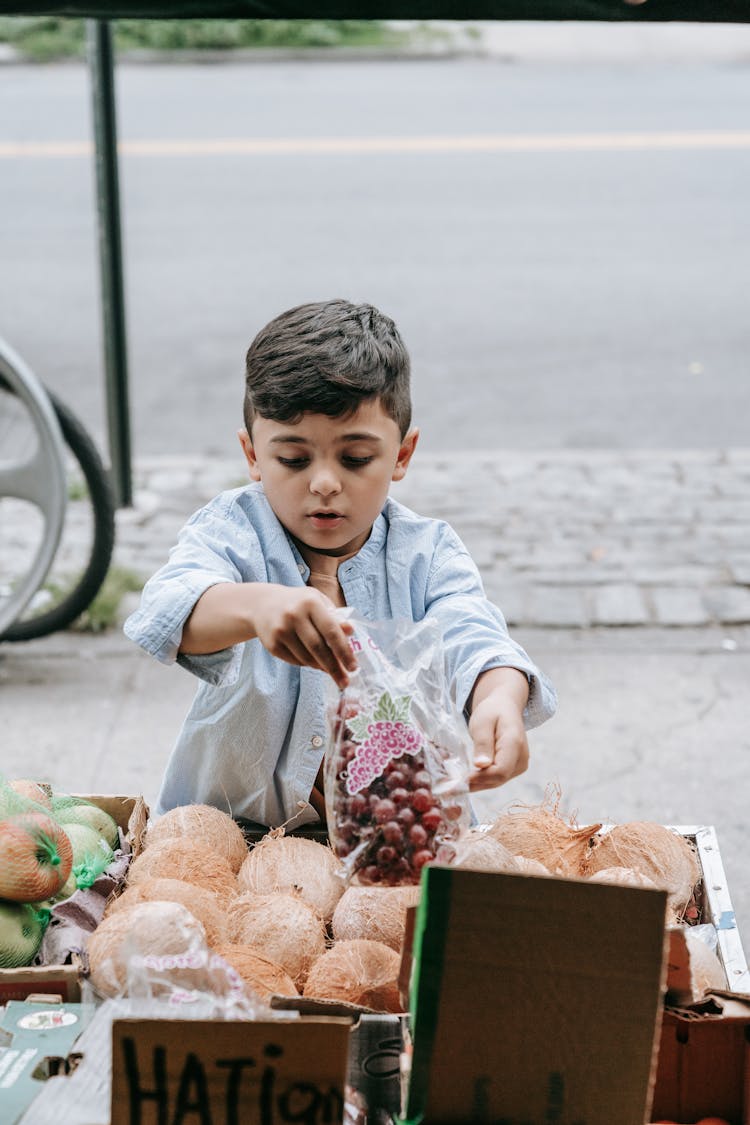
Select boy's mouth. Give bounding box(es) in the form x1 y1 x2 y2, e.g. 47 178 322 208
308 510 344 529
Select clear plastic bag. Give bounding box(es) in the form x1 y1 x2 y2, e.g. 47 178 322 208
324 613 473 885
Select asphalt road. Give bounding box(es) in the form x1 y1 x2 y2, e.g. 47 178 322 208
1 54 749 458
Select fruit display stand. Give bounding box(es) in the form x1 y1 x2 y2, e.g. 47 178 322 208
678 825 750 994
0 795 148 1004
3 816 749 1124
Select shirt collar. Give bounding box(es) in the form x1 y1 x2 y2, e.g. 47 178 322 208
285 511 387 581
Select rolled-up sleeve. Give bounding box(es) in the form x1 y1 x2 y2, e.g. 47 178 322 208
423 528 557 730
124 503 261 686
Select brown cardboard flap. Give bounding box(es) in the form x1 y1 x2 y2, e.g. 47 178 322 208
407 868 669 1125
652 1006 750 1123
111 1017 351 1125
0 963 80 1004
71 792 149 852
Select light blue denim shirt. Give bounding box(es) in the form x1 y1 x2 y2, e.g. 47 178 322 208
124 484 557 828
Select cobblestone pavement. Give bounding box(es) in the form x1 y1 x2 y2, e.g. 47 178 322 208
101 447 750 629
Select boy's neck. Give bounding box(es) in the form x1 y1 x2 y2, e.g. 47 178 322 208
292 536 362 577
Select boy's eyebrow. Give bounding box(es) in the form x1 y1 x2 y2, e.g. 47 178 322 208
268 431 384 444
337 431 384 443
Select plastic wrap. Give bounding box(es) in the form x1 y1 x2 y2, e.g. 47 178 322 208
325 613 473 885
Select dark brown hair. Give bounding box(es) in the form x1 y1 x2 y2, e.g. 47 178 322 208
244 299 412 437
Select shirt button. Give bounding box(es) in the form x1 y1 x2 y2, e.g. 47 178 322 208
298 563 305 575
311 735 323 748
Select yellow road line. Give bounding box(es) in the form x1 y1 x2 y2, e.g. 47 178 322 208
1 131 750 158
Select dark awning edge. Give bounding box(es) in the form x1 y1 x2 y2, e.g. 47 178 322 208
0 1 748 24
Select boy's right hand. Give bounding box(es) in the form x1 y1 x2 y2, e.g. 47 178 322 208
251 585 356 689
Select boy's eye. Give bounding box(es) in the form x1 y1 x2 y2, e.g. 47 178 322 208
277 456 309 469
342 456 374 467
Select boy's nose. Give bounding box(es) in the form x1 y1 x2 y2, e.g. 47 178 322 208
309 468 342 497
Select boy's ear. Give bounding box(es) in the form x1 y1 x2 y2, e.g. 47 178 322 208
392 427 419 482
238 428 262 482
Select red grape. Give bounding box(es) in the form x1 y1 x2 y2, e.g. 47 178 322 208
381 820 403 845
421 808 443 833
411 788 434 813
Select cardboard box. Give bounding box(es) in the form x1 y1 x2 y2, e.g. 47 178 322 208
0 794 148 1004
110 1016 352 1125
652 991 750 1125
399 828 750 1125
403 866 670 1125
0 998 94 1125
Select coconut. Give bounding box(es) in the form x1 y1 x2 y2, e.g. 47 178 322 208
212 943 298 1002
585 823 700 911
227 892 326 985
304 939 402 1013
237 834 344 922
55 802 120 851
127 838 238 904
589 866 659 890
86 900 207 998
684 929 727 996
106 878 228 947
513 856 552 877
451 829 520 874
332 885 421 953
0 901 45 967
145 805 248 873
487 800 600 878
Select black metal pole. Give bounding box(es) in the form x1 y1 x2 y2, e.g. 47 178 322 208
86 18 132 509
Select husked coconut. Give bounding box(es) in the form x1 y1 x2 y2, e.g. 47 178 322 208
586 822 700 912
87 900 207 998
513 856 552 877
588 866 659 890
107 877 228 947
127 838 238 904
145 805 248 873
227 892 326 985
304 939 402 1013
488 801 600 878
213 944 298 1002
332 885 421 952
238 834 344 922
451 829 520 874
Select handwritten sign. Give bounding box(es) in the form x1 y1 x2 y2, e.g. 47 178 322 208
111 1017 350 1125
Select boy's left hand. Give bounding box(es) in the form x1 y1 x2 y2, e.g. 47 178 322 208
467 668 530 791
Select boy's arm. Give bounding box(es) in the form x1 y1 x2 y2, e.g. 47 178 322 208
465 665 530 791
180 582 356 689
422 526 557 790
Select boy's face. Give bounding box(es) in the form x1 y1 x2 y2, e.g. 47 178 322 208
239 400 418 559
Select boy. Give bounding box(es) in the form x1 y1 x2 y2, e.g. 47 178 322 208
125 299 556 830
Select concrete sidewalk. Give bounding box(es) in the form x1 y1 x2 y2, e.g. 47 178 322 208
2 448 750 951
